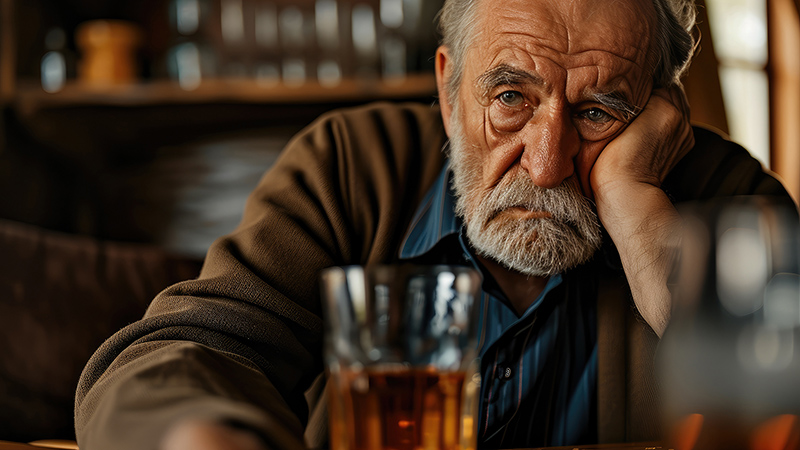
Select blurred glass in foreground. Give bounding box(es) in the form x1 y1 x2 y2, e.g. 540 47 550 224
661 196 800 450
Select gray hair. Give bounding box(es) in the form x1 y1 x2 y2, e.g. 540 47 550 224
436 0 698 105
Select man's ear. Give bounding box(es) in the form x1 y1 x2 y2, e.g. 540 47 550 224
435 46 454 137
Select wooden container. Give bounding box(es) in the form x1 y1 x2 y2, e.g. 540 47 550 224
75 20 142 85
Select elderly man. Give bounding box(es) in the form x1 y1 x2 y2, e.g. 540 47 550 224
75 0 789 449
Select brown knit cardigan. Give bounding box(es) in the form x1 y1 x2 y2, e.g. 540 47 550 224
75 101 791 450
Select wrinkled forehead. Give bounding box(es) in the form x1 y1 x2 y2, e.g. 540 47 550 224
472 0 656 71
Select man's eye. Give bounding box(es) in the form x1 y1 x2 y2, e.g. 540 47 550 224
582 108 613 123
574 106 623 141
498 91 524 107
489 90 532 132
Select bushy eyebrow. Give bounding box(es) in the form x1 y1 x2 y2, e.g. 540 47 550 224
477 64 643 121
592 91 642 122
476 64 544 98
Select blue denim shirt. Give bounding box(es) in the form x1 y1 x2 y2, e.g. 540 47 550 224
398 162 598 447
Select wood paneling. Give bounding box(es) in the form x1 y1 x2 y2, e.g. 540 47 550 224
769 0 800 203
683 0 729 136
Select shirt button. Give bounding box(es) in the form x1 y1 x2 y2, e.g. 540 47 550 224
498 365 513 380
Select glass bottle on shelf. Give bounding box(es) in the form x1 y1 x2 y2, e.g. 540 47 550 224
351 1 379 81
166 0 217 90
219 0 257 78
277 2 315 86
314 0 344 87
253 0 280 86
378 0 406 83
40 27 75 93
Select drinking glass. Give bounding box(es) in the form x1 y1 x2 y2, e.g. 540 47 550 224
660 196 800 449
321 265 482 450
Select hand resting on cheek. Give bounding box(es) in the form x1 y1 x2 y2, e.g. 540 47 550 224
589 85 695 338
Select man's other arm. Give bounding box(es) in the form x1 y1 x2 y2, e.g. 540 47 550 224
590 87 792 337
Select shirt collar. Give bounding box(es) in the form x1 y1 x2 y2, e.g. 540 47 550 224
398 161 461 260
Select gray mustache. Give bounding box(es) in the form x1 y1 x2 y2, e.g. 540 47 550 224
483 173 593 223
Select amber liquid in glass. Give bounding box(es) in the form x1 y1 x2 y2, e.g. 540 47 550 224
329 367 474 450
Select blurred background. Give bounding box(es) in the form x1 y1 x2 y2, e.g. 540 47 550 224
0 0 447 257
0 0 797 257
0 0 797 444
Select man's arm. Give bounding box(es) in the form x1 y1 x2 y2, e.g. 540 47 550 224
74 103 447 450
590 87 694 337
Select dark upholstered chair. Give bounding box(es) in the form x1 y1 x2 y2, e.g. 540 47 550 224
0 219 202 442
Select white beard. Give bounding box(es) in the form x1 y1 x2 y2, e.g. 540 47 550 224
447 107 603 277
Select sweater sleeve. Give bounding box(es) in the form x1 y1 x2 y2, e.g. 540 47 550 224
74 102 447 450
663 126 792 201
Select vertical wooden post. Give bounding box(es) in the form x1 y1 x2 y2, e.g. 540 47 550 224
768 0 800 203
0 0 14 105
0 0 15 155
683 0 729 136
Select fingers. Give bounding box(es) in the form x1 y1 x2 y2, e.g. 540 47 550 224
651 84 691 120
631 85 695 182
648 85 695 158
589 85 696 196
161 420 269 450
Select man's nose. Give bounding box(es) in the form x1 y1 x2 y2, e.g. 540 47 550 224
518 109 580 189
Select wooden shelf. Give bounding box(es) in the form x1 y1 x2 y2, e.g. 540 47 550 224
12 73 438 115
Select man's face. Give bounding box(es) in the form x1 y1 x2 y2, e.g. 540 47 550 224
443 0 656 276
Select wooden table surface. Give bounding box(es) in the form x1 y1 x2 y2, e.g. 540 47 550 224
0 441 78 450
0 440 665 450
